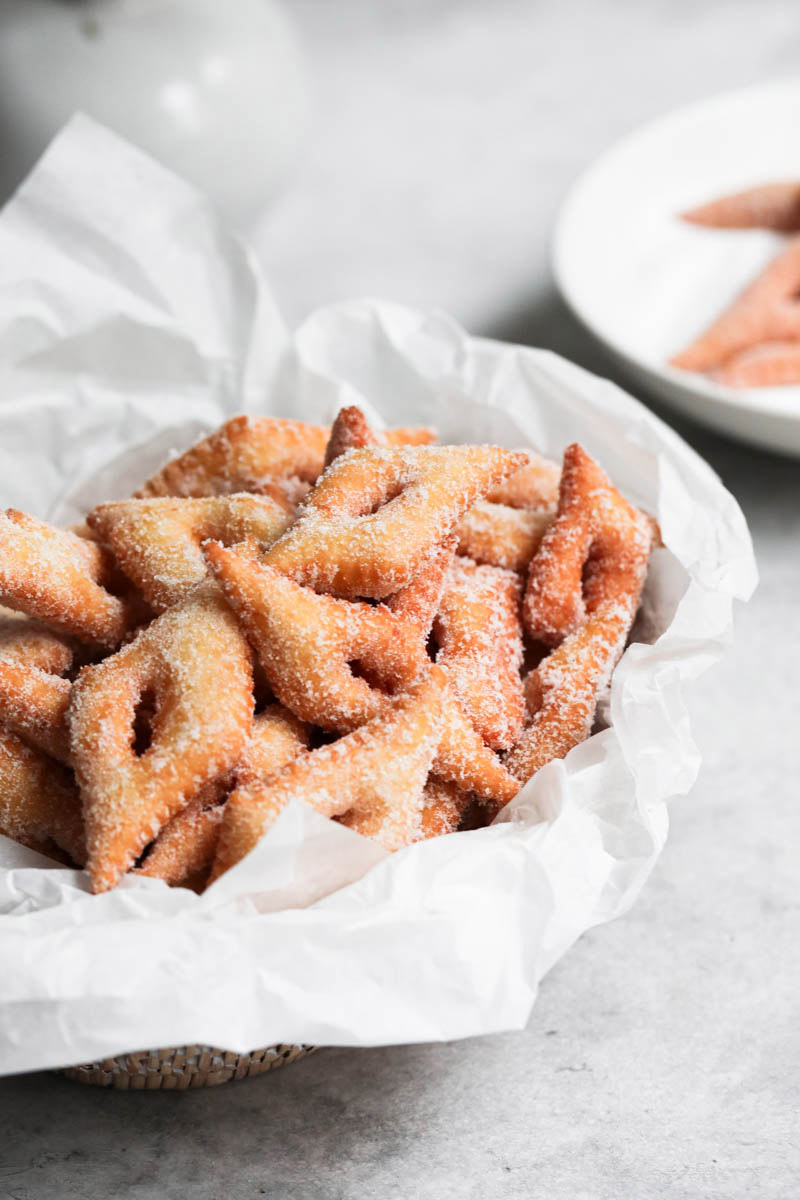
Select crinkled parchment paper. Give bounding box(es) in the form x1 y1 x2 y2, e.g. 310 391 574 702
0 117 756 1075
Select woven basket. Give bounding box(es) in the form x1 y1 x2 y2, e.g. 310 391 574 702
59 1043 317 1089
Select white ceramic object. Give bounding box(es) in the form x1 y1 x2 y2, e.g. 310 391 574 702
553 80 800 457
0 0 309 226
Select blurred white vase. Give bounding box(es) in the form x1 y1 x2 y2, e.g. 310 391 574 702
0 0 309 225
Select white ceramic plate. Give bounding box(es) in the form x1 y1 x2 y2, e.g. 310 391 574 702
553 80 800 457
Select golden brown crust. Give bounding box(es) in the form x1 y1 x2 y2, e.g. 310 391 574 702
0 724 85 864
0 510 135 648
671 234 800 373
69 584 254 893
211 667 449 879
264 445 527 599
523 443 654 647
88 493 293 613
456 500 554 572
206 542 428 732
434 558 525 751
681 181 800 232
323 405 437 469
0 660 71 763
135 417 331 499
508 444 655 784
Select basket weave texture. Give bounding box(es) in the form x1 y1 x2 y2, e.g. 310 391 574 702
59 1043 316 1089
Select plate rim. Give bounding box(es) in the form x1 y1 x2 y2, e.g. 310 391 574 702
551 77 800 431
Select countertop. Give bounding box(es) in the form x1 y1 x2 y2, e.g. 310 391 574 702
1 2 798 1197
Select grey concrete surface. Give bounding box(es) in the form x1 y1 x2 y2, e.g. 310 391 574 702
1 2 799 1197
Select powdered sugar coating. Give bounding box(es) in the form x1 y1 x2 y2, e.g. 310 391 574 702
0 609 74 674
523 443 654 647
509 443 655 783
671 233 800 373
386 534 457 634
207 542 429 732
69 583 253 893
432 684 520 805
484 451 561 509
506 599 638 784
435 557 525 751
135 417 331 499
89 493 294 613
211 667 449 877
137 704 310 889
265 444 527 599
0 659 71 763
0 724 84 864
456 500 555 572
0 510 135 648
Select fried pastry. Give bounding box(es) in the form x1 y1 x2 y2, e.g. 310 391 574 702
137 804 224 890
681 181 800 233
523 444 654 647
264 444 527 599
484 451 561 509
0 724 84 864
205 542 428 731
135 417 330 499
88 493 294 613
671 234 800 373
506 600 636 784
210 666 448 879
323 404 437 468
0 659 71 763
455 500 554 572
0 609 74 673
434 557 524 751
136 414 437 503
432 687 520 806
70 583 253 892
417 777 473 839
0 510 135 648
713 340 800 388
385 534 458 633
137 703 310 888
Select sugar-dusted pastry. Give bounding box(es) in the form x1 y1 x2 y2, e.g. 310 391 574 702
135 417 330 499
484 451 561 509
417 777 473 839
506 601 636 784
0 608 75 674
434 557 525 751
0 659 71 763
0 510 135 648
88 493 294 613
681 181 800 233
136 804 224 890
671 234 800 373
713 340 800 388
432 685 520 806
523 443 654 647
264 444 527 599
509 445 655 783
385 534 457 634
136 413 438 503
210 666 450 879
205 542 428 731
137 703 310 889
323 404 436 469
0 724 84 864
70 583 253 893
455 500 554 572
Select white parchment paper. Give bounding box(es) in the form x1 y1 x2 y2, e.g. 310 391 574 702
0 117 756 1076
